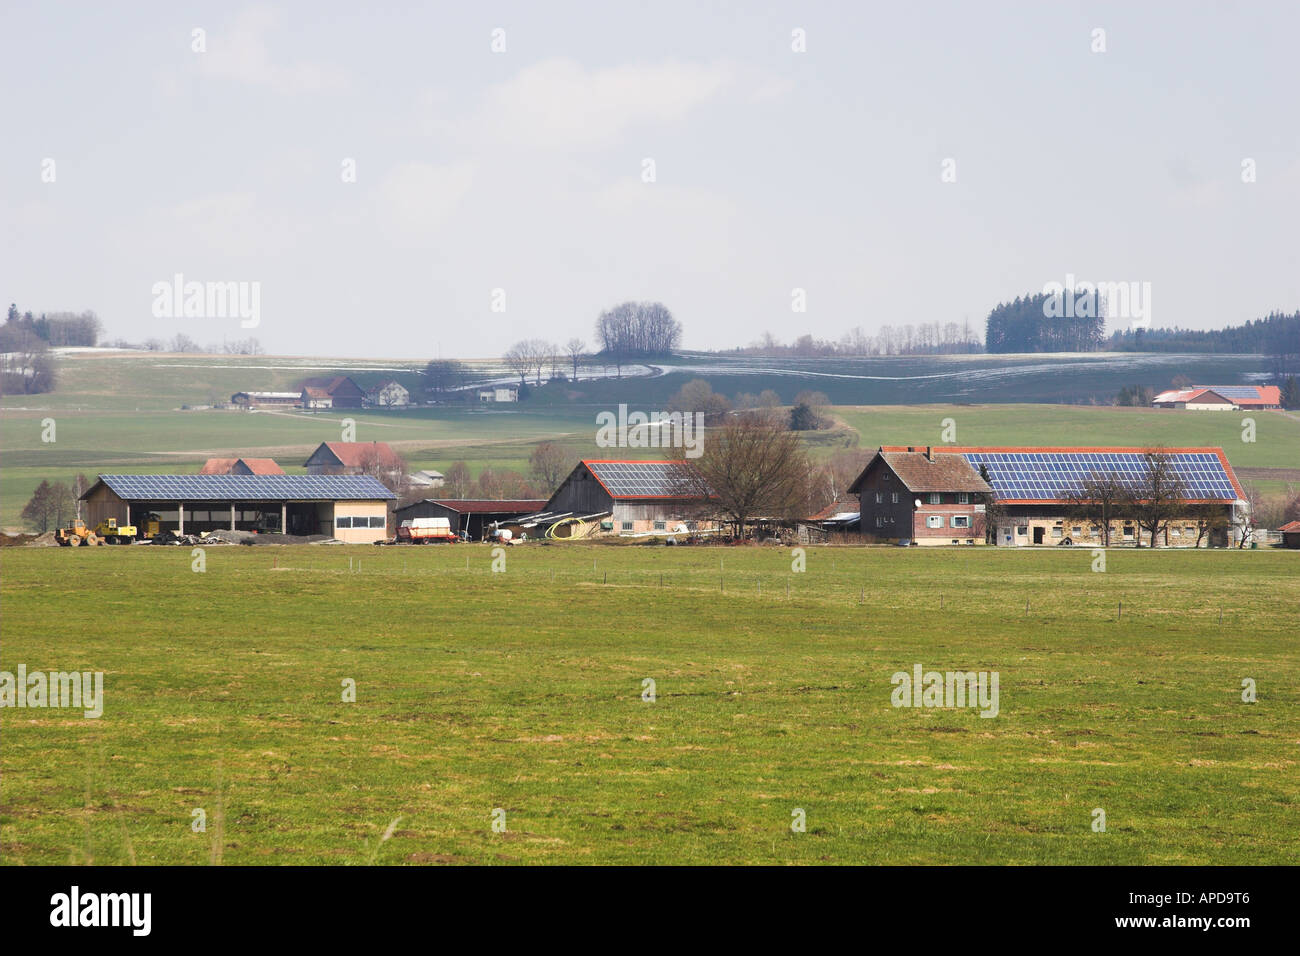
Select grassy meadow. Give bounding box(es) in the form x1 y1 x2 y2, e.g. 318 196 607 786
2 544 1297 865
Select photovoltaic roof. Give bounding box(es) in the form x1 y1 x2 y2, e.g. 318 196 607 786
91 474 396 501
955 450 1240 503
1200 386 1261 399
585 461 693 498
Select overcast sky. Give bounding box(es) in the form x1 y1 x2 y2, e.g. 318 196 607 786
3 1 1298 358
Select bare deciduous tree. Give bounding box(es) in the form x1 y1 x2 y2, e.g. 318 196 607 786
1064 471 1132 547
1130 448 1189 548
673 415 809 537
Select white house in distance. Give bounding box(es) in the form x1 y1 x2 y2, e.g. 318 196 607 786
366 381 410 406
408 469 445 490
478 385 518 403
1151 385 1282 410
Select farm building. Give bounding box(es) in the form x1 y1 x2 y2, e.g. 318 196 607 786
366 381 410 406
478 386 518 403
848 448 992 545
78 475 396 543
301 386 333 409
407 469 445 489
231 391 300 408
304 442 404 485
1151 385 1282 410
852 445 1246 547
797 499 862 543
1279 521 1300 548
542 460 716 536
394 499 547 540
299 376 365 408
198 457 285 475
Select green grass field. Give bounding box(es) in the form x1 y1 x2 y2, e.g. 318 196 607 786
2 544 1296 865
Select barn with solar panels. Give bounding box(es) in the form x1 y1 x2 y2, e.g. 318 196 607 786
853 446 1246 547
78 474 397 543
542 460 718 536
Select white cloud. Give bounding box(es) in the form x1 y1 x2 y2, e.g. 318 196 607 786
477 58 733 149
199 6 348 94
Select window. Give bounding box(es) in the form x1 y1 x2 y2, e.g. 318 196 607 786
927 493 941 505
926 515 943 528
875 493 883 504
1016 525 1028 536
1072 526 1082 534
653 520 666 531
957 492 970 504
1051 527 1063 537
950 515 969 528
621 521 633 531
369 516 386 528
891 492 899 504
336 516 353 529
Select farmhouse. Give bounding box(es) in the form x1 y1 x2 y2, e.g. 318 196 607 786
543 460 715 536
231 391 300 408
478 385 518 403
78 474 396 543
299 376 365 408
1151 385 1282 410
366 381 410 406
848 448 992 545
301 386 333 409
852 445 1246 547
394 499 546 540
304 442 404 482
198 457 285 475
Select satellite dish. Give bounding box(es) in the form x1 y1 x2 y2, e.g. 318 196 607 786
914 499 922 509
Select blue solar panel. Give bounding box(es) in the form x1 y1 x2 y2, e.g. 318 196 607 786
95 475 396 501
588 462 689 497
1201 386 1261 399
959 452 1237 502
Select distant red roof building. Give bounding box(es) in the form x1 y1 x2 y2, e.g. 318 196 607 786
1152 385 1282 409
304 441 404 475
198 457 285 475
299 375 365 408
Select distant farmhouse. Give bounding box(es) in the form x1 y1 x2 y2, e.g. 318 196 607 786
407 469 445 490
1151 385 1281 410
1279 520 1300 549
850 445 1245 547
301 385 332 409
366 380 410 406
478 385 518 403
299 376 364 408
199 457 285 475
304 441 404 485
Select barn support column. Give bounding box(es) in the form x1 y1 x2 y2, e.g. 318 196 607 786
281 503 287 535
231 503 237 531
178 502 185 535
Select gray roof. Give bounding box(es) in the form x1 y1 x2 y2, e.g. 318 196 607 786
86 474 396 502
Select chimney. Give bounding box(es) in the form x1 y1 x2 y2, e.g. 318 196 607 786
925 446 933 461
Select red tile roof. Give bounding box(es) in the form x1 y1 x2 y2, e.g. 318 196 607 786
198 458 239 475
315 441 402 468
198 457 285 475
1279 521 1300 533
237 458 285 475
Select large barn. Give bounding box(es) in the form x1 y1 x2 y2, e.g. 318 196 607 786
543 460 715 536
79 474 396 543
851 445 1246 547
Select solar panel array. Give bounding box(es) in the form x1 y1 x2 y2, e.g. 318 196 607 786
587 462 688 497
1201 386 1262 399
97 474 396 501
958 452 1237 502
